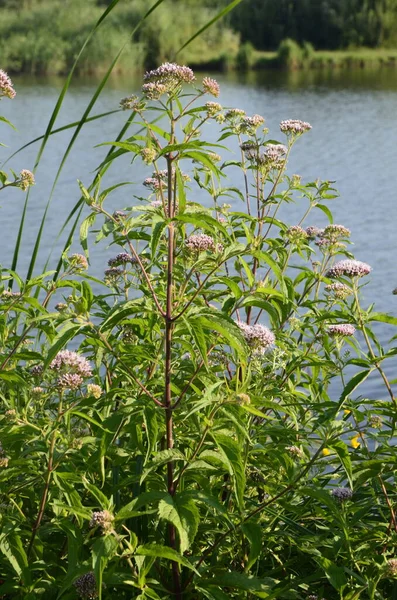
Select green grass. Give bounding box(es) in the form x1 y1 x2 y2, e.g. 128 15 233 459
253 47 397 70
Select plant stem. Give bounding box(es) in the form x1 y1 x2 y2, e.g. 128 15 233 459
27 396 63 557
164 111 182 597
353 284 396 408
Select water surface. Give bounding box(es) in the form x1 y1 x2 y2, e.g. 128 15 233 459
1 68 397 398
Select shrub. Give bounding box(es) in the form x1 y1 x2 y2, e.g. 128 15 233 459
277 38 303 69
1 63 397 599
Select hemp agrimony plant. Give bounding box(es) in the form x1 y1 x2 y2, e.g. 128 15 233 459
2 64 397 600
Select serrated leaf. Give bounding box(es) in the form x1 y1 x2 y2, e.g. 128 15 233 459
158 494 189 553
140 449 186 483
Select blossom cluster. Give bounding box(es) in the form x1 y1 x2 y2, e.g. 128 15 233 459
50 350 93 380
285 225 308 243
108 253 135 267
142 62 195 98
327 324 356 337
18 169 35 191
330 487 353 502
280 119 312 135
0 70 16 99
202 77 220 97
325 282 352 299
237 322 275 355
74 572 98 599
186 234 223 254
89 509 114 532
326 259 372 279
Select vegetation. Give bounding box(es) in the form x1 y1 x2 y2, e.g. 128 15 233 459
2 59 397 599
2 0 397 74
0 0 239 75
231 0 397 51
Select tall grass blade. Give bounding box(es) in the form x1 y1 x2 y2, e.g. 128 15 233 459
24 0 165 281
175 0 245 55
11 0 125 278
3 110 120 167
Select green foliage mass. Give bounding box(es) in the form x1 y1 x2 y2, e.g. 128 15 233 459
1 63 397 598
231 0 397 50
0 0 239 75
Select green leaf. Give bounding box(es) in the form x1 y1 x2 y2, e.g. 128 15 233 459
242 521 262 571
116 491 167 521
80 213 97 256
92 536 118 600
140 449 186 484
158 494 189 553
213 434 246 509
338 369 371 406
315 557 347 592
135 543 199 574
330 440 353 488
202 572 275 597
151 220 167 259
43 323 84 368
370 312 397 326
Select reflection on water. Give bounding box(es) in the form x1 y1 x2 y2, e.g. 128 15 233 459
1 67 397 397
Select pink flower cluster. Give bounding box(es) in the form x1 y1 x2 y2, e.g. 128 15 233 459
202 77 220 97
237 322 275 354
50 350 93 378
0 70 16 99
186 234 223 253
327 324 356 337
280 119 312 135
326 259 372 279
142 62 195 98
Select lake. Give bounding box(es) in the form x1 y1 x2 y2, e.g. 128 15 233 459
1 67 397 398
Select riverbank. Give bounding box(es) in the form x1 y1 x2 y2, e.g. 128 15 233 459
251 47 397 71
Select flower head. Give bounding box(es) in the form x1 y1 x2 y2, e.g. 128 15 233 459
143 63 195 98
18 170 35 191
225 108 245 120
89 509 114 532
321 224 351 240
202 76 220 97
331 487 353 502
387 559 397 576
0 70 16 99
327 324 356 337
325 282 352 299
68 254 88 271
239 114 265 134
186 234 223 253
305 226 323 239
107 253 135 267
280 119 312 136
237 322 275 355
141 147 157 164
285 225 308 243
50 350 92 378
57 373 84 391
258 143 287 168
205 101 222 116
87 384 102 399
326 259 372 279
119 95 142 111
74 572 98 599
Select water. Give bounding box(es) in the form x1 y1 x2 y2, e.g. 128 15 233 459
1 68 397 398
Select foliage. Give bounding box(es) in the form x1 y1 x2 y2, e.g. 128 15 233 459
231 0 397 50
2 63 397 600
0 0 239 75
